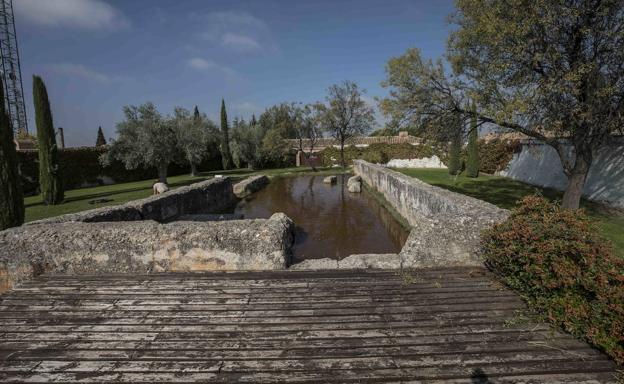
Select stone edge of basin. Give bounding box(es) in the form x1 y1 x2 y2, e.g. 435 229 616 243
0 213 295 294
26 177 237 225
349 160 510 269
233 175 270 198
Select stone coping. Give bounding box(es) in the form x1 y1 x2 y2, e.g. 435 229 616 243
0 213 294 294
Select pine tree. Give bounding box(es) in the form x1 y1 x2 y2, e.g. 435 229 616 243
220 99 234 170
0 77 24 230
466 106 479 178
33 75 63 205
193 105 200 121
448 129 461 176
95 126 107 147
250 114 257 126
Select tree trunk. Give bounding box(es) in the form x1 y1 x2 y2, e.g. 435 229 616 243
190 162 198 177
561 155 590 209
157 164 168 184
340 141 345 169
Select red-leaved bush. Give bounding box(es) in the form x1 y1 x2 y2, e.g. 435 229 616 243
482 196 624 364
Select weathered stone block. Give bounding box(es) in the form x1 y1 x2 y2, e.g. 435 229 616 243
347 175 362 193
323 175 337 184
233 175 269 198
0 213 294 293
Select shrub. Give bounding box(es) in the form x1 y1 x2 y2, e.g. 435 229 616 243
482 196 624 364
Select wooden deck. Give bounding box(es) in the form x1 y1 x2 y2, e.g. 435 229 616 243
0 268 618 383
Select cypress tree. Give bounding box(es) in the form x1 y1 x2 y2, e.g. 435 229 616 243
250 114 257 126
33 75 63 205
448 129 461 176
220 99 234 170
95 126 106 146
193 105 200 121
466 106 480 178
0 77 24 230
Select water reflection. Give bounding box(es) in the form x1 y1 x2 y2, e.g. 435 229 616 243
234 174 409 263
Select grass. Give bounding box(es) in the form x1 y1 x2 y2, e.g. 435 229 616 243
393 168 624 259
24 166 342 223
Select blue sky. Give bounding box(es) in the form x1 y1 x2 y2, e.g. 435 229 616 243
15 0 455 147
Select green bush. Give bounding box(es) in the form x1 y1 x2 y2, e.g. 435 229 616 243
479 138 521 174
482 196 624 364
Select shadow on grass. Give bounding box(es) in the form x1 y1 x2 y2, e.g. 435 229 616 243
25 177 208 208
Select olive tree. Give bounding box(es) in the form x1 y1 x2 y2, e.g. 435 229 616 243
320 81 375 167
103 102 177 183
173 107 217 176
380 0 624 209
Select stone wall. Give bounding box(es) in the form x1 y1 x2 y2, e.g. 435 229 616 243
29 177 237 225
353 160 508 268
499 139 624 209
0 213 294 293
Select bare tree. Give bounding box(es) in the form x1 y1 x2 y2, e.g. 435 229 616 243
291 102 323 170
320 81 375 167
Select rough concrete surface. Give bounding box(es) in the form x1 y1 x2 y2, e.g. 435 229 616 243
233 175 270 198
0 213 294 293
28 177 237 225
353 160 509 268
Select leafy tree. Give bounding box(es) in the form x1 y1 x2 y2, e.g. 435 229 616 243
230 118 258 169
319 81 375 167
33 75 63 205
380 1 624 209
96 126 107 147
0 78 24 229
466 104 479 177
103 102 176 183
174 107 216 176
220 99 234 170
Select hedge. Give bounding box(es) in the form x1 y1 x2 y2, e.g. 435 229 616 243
317 142 448 167
17 147 222 196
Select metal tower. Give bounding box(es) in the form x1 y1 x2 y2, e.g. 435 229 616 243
0 0 27 134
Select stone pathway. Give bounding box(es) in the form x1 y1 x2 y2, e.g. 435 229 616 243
0 268 618 383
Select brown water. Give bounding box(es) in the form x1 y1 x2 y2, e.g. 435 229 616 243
234 174 409 263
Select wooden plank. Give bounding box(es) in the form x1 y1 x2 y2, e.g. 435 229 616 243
0 269 616 383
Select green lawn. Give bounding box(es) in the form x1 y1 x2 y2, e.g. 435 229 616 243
393 168 624 258
24 166 342 223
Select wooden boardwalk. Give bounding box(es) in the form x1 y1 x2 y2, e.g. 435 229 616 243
0 268 618 383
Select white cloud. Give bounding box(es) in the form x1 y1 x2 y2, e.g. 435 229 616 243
49 63 115 83
187 58 217 70
14 0 129 31
195 11 277 54
187 58 236 76
222 33 262 52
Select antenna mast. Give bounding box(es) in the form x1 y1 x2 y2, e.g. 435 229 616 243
0 0 28 134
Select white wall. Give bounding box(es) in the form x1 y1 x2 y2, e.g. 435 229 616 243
499 139 624 208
